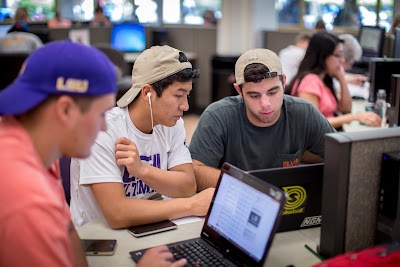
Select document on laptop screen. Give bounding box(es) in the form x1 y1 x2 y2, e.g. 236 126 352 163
207 173 280 261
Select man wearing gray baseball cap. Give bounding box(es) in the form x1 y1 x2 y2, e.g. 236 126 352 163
189 48 336 191
70 45 215 229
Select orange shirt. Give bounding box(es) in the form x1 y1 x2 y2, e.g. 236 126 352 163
0 117 73 267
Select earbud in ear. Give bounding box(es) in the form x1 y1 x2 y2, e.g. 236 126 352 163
147 92 151 105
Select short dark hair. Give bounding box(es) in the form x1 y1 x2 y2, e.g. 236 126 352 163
150 52 200 97
239 63 283 89
44 94 98 113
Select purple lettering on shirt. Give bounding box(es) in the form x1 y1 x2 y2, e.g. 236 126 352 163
122 153 160 197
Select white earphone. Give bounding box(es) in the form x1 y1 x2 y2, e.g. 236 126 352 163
147 92 154 130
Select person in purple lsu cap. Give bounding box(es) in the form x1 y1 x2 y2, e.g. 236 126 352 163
0 40 187 267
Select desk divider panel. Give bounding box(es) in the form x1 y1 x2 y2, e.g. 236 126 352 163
320 128 400 259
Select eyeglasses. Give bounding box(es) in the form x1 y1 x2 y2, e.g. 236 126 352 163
332 52 344 58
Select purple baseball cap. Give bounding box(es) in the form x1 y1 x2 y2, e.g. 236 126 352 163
0 40 117 115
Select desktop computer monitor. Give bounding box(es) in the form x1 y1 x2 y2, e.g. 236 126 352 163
393 28 400 59
318 128 400 259
358 25 385 59
368 58 400 103
389 74 400 127
110 23 146 53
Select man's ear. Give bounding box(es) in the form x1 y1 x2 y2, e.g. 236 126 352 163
233 83 242 97
53 95 78 125
141 84 153 100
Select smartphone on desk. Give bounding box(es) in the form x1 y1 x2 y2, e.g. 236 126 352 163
128 220 177 237
81 239 117 256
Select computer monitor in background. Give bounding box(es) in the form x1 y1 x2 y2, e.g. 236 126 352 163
389 74 400 127
368 58 400 103
110 23 146 52
358 25 385 59
319 128 400 259
0 24 11 37
393 28 400 58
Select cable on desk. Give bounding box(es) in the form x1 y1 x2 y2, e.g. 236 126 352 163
305 244 325 261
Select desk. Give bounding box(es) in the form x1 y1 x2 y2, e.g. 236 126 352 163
342 99 387 132
78 218 322 267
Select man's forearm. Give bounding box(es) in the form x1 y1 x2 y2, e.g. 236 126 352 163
69 222 88 267
193 161 220 191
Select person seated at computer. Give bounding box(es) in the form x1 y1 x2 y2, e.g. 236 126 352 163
315 19 326 31
90 6 111 27
288 31 381 130
189 48 336 192
0 7 43 53
388 14 400 35
338 34 367 84
47 11 72 29
70 45 215 229
279 32 312 85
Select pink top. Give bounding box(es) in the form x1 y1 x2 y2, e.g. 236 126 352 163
47 18 72 28
291 74 337 118
0 117 73 267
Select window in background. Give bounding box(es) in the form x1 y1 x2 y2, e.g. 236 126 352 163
378 0 394 32
304 0 343 30
163 0 180 23
100 0 135 22
277 0 394 32
135 0 158 23
4 0 55 21
163 0 221 25
277 0 300 25
58 0 94 21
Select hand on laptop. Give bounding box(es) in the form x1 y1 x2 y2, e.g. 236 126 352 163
136 245 187 267
345 73 368 86
354 112 381 127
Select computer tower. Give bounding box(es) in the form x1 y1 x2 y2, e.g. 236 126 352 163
368 58 400 103
376 151 400 244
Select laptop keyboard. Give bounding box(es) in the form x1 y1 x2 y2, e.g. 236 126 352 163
169 240 233 267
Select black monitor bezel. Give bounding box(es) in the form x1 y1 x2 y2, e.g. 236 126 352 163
358 25 385 58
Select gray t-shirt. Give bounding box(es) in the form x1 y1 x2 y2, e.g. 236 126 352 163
189 95 336 171
0 32 43 54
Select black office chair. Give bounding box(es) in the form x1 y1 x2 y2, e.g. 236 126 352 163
0 53 30 90
92 43 132 100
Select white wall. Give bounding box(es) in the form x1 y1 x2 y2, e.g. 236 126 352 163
217 0 278 56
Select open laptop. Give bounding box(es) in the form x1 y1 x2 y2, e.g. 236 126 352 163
130 162 286 267
248 163 324 232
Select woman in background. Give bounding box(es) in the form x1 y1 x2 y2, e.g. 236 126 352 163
288 31 381 129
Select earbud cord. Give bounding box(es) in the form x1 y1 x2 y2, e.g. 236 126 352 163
149 97 154 130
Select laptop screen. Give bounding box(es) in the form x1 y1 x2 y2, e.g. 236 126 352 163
110 23 146 52
207 172 281 262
